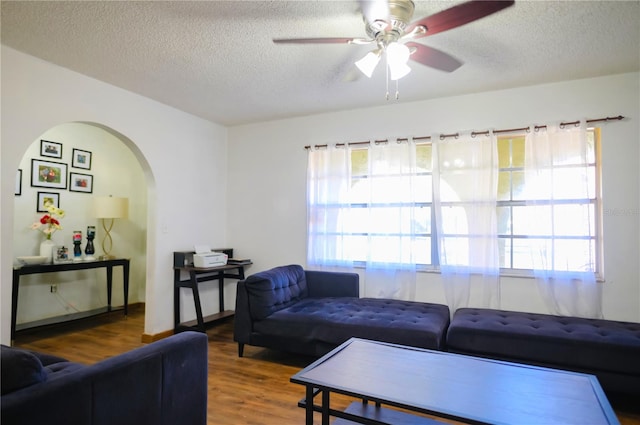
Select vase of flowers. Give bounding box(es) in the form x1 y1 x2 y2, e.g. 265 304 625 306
31 201 65 263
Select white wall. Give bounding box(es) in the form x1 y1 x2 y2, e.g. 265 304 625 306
227 72 640 323
12 123 146 325
1 46 229 344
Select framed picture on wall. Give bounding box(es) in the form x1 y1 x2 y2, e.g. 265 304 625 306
72 148 92 170
69 172 93 193
40 139 63 159
31 159 68 189
15 169 22 196
37 191 60 212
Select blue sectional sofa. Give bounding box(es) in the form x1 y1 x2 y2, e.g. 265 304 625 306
1 331 208 425
234 264 640 400
233 264 451 357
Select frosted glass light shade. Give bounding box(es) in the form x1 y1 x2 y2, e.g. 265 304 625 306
93 196 129 219
355 49 382 78
386 42 412 80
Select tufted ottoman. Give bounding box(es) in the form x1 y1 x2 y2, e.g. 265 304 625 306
446 308 640 397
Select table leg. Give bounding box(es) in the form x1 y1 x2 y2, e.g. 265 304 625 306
174 269 181 330
106 265 113 312
305 386 314 425
11 270 20 342
190 271 205 332
122 261 129 316
218 270 224 312
322 390 330 425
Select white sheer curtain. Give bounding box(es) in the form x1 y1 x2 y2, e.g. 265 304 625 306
306 141 417 299
524 122 602 318
306 145 353 269
363 140 417 300
433 132 500 314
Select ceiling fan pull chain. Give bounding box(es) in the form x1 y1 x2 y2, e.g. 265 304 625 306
395 79 400 100
385 52 390 101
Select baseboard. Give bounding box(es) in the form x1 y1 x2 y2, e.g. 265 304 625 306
141 328 174 343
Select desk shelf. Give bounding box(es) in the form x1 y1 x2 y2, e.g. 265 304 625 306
173 250 251 333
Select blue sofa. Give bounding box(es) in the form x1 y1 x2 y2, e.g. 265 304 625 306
233 264 451 357
446 308 640 398
1 331 208 425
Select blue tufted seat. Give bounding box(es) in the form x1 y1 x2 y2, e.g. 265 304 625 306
234 264 450 357
447 308 640 397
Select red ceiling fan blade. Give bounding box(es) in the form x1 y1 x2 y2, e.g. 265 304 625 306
406 0 515 39
406 42 463 72
273 37 370 45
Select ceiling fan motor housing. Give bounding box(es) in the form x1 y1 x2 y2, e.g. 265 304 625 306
366 0 415 43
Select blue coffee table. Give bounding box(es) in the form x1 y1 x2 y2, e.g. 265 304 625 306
291 338 619 425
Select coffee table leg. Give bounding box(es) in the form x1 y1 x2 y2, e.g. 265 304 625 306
305 386 314 425
322 390 330 425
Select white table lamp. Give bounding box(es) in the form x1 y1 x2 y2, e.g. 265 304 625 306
93 196 128 260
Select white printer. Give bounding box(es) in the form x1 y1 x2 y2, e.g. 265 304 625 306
193 245 228 268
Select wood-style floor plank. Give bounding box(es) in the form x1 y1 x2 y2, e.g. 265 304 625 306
12 305 640 425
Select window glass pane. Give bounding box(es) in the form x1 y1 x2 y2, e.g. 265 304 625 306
351 149 368 177
513 205 551 236
511 137 525 167
553 204 595 236
416 144 432 172
440 206 468 235
498 171 511 201
512 238 540 269
497 138 511 168
498 237 512 268
413 237 431 264
554 239 596 272
497 206 511 235
511 171 525 201
414 175 432 202
552 167 595 199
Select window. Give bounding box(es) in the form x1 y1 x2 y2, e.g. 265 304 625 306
307 128 601 275
497 130 600 274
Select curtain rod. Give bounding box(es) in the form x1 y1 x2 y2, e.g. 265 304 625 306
304 115 624 150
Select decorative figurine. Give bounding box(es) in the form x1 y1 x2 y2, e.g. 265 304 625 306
73 230 83 261
85 226 96 261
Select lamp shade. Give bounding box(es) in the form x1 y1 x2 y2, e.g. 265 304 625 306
93 196 129 219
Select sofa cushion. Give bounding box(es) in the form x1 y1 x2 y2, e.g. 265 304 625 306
244 264 309 320
253 297 450 350
0 345 48 395
447 308 640 375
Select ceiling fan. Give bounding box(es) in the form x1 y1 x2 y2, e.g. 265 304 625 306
274 0 515 98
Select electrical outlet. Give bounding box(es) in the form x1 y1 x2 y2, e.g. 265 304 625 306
50 284 57 293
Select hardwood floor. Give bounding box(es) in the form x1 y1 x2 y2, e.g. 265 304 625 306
12 305 640 425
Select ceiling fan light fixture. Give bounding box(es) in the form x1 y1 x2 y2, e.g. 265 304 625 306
355 49 382 78
386 42 411 80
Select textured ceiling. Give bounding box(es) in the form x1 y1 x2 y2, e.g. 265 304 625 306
1 1 639 126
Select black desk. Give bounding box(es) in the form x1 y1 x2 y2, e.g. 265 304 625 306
11 258 130 340
173 262 251 333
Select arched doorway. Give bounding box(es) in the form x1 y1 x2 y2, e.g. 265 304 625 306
12 121 149 334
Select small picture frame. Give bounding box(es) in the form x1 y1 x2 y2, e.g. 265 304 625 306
37 191 60 212
54 246 72 264
15 169 22 196
69 172 93 193
31 159 68 189
40 140 63 159
72 148 92 170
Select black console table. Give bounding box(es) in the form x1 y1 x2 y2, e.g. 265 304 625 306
173 250 251 333
11 258 130 340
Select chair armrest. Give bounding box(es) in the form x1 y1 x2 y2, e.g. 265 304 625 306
305 270 359 298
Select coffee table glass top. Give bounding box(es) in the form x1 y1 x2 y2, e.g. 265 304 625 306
291 338 619 425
